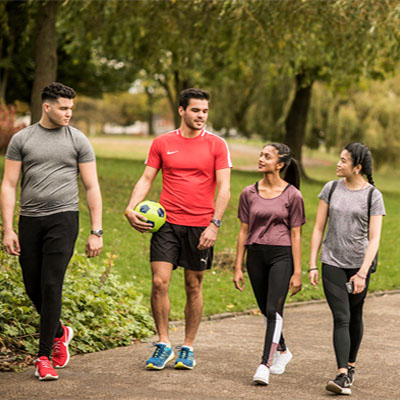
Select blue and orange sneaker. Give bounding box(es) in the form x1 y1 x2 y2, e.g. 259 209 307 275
145 343 174 370
174 346 196 370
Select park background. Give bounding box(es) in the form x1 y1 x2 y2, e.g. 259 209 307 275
1 0 400 370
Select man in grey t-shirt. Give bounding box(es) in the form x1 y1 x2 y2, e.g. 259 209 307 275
1 82 103 381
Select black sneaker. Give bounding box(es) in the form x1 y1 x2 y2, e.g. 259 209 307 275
326 373 352 395
347 366 355 385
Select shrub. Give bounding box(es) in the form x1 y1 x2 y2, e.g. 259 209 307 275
0 105 27 153
0 250 154 371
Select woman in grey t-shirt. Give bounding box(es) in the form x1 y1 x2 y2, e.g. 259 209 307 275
309 143 385 395
234 143 306 386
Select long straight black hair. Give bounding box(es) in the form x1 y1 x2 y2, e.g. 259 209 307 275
265 143 301 189
344 142 374 186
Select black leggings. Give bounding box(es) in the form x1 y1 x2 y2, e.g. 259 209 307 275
18 212 79 358
246 244 293 366
322 264 370 369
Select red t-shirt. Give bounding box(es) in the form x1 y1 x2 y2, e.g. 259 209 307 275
146 129 232 227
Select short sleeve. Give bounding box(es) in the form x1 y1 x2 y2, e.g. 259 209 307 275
318 180 336 204
288 190 306 228
145 138 162 170
5 133 23 161
238 189 250 224
214 137 232 170
371 189 386 216
77 133 95 163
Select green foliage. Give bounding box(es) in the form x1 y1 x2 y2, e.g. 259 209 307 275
0 105 27 153
0 248 154 360
308 77 400 167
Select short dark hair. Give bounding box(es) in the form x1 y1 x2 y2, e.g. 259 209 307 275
41 82 76 103
179 88 210 110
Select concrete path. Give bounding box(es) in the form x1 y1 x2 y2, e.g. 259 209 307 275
1 293 399 400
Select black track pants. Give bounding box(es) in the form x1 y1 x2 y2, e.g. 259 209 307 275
322 263 370 369
18 212 79 358
246 244 293 366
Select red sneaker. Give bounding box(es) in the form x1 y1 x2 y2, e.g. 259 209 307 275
35 356 58 380
52 325 74 369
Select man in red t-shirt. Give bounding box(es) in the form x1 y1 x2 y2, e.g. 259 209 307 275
125 88 231 370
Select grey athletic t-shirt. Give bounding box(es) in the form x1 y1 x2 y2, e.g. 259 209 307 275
319 179 385 269
6 123 95 217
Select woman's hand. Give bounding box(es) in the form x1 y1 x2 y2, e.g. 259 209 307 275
309 268 319 287
289 273 302 297
233 268 245 292
350 273 366 294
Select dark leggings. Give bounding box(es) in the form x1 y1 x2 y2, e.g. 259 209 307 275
18 212 79 358
322 264 370 369
246 244 293 366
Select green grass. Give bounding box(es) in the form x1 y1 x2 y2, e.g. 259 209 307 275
2 136 400 320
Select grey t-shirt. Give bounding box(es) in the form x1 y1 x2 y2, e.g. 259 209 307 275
6 123 95 217
319 179 386 269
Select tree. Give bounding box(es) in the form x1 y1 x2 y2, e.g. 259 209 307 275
30 0 59 123
233 0 400 176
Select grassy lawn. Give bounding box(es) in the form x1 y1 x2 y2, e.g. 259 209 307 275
2 136 400 320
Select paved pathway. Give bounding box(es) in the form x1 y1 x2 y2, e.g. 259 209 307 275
1 293 399 400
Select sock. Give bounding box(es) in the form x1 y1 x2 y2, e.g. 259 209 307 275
55 324 64 339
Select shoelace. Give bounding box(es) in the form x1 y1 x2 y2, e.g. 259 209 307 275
38 358 53 369
150 342 169 359
175 346 190 359
53 341 62 353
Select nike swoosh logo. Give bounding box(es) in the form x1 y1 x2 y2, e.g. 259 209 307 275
167 151 179 155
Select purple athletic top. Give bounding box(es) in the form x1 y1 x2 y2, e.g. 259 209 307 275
238 183 306 246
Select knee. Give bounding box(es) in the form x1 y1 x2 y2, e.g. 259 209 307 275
185 279 202 298
265 307 280 322
152 276 169 294
333 311 351 328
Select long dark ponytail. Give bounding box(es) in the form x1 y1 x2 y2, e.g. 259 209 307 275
344 142 375 186
266 143 301 189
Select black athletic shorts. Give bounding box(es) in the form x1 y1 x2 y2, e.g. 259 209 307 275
150 221 213 271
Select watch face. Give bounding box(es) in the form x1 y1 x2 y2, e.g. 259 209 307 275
212 219 222 227
92 229 103 237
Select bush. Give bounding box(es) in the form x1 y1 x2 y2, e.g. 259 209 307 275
0 249 154 371
0 105 27 153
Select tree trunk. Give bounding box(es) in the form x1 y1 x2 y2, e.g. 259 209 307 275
144 86 154 136
284 73 313 178
30 0 59 124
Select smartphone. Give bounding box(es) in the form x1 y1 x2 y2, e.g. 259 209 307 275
345 281 354 294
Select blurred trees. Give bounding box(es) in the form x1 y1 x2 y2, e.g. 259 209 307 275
2 0 400 168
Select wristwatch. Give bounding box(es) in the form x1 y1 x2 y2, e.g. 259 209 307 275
91 229 103 237
211 218 222 228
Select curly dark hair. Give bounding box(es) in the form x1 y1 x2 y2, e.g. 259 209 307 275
41 82 76 103
179 88 210 110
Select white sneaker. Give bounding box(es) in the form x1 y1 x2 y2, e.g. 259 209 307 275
270 348 292 375
253 364 269 385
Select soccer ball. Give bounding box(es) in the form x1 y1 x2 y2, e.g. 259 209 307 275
134 200 166 233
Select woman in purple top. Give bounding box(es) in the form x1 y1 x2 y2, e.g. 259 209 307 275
234 143 306 386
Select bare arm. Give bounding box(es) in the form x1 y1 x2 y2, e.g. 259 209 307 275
233 222 248 291
350 214 383 293
309 199 329 286
198 167 231 250
79 161 103 258
289 226 302 296
124 165 159 233
1 159 22 255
